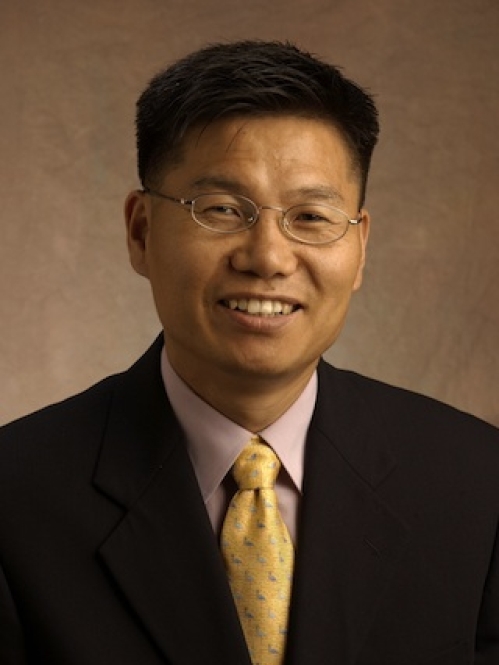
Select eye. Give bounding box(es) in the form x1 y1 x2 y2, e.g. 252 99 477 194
195 194 247 219
294 211 329 223
193 194 251 230
288 204 350 230
289 205 336 226
206 204 244 218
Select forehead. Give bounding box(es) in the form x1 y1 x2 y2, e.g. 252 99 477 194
187 115 354 164
165 115 359 190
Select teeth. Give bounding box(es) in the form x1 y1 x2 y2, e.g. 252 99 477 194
247 299 261 314
273 301 283 314
225 299 296 316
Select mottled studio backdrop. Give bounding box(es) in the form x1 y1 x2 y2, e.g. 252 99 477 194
1 0 498 425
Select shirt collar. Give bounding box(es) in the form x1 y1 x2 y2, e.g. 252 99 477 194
161 347 317 503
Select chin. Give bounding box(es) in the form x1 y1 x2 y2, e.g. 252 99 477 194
224 353 316 382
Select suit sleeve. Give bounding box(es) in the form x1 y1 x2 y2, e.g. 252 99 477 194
476 520 499 663
0 563 29 665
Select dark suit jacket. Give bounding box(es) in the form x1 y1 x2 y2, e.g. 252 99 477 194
1 336 498 664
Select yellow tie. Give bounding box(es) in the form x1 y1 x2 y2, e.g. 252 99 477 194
221 436 294 665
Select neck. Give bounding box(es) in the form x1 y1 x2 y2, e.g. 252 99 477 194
169 359 318 432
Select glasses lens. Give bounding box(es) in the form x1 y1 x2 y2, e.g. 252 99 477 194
192 194 255 232
285 204 349 244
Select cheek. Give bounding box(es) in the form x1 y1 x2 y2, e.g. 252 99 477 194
339 236 366 290
145 241 185 315
314 246 364 297
147 238 218 313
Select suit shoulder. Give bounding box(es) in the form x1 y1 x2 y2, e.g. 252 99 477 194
0 373 121 449
318 360 499 440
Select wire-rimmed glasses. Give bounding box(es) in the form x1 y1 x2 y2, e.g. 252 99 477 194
142 187 362 245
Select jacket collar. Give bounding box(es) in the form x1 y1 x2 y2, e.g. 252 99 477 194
93 343 409 665
286 360 410 664
93 336 251 665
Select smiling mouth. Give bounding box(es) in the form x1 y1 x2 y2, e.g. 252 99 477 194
222 298 300 316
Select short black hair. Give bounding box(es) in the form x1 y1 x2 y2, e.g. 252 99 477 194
136 40 379 205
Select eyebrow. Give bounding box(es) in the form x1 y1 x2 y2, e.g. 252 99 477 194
190 176 242 193
292 185 345 204
189 176 346 204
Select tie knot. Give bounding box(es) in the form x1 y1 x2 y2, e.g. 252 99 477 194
232 437 280 490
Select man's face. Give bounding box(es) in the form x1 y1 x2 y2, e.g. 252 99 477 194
126 115 369 394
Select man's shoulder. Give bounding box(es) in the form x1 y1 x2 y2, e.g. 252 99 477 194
318 359 499 441
0 373 120 448
0 375 124 510
0 337 167 508
0 336 165 443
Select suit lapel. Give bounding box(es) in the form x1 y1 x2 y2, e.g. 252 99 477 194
90 341 410 664
286 361 410 665
93 338 251 665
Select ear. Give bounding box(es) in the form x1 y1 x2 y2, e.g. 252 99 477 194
353 208 370 291
124 189 151 278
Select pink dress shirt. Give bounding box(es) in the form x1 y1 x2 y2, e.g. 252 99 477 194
161 348 317 544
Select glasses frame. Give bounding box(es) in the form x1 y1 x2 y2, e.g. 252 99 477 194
142 187 362 245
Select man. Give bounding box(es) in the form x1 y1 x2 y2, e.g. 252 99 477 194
0 41 498 665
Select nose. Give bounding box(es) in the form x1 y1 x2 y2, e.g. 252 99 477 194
229 208 298 279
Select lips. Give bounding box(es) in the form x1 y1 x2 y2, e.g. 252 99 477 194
222 298 299 316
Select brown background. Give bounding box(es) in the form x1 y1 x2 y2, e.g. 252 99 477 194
1 0 498 426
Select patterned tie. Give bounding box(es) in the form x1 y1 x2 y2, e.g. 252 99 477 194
221 436 294 665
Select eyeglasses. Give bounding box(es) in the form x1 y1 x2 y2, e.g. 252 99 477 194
142 187 362 245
